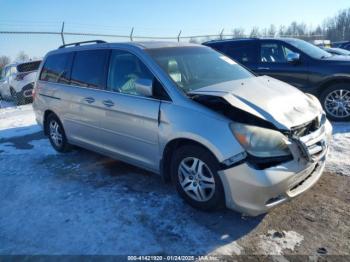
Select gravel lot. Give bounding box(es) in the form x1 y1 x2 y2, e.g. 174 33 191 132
0 102 349 258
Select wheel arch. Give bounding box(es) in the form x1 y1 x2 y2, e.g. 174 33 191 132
318 76 350 96
160 138 220 183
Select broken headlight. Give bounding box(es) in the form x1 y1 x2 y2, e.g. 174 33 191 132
230 123 291 158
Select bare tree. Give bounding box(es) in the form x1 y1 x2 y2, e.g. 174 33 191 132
278 25 286 37
323 8 350 41
0 55 11 68
16 51 29 62
268 25 277 37
250 27 260 37
232 28 245 38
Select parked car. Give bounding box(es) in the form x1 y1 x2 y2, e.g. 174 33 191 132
321 47 350 56
33 40 332 216
0 60 41 105
203 38 350 121
332 41 350 51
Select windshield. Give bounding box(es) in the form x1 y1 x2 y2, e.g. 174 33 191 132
147 46 253 93
286 39 332 59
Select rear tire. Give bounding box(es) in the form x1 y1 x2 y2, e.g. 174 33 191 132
171 145 225 211
46 114 71 153
320 83 350 122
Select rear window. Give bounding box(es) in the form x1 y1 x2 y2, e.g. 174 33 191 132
17 61 41 73
40 53 73 84
70 49 109 89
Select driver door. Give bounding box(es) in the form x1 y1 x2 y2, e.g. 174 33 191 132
98 50 162 171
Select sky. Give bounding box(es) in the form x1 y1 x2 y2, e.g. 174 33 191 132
0 0 349 60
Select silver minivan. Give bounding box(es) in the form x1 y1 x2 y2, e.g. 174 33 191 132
33 40 332 216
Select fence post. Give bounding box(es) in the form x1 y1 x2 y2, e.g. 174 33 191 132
61 22 65 45
177 30 182 42
130 27 134 41
220 28 224 40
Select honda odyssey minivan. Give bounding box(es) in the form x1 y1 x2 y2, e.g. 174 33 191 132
33 40 332 216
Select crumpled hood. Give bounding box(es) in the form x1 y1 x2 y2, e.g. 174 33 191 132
189 76 323 130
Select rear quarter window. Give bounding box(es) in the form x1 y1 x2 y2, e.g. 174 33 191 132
17 61 42 73
40 53 73 84
224 42 257 64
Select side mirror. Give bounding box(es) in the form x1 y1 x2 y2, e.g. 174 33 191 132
135 78 153 97
287 52 300 63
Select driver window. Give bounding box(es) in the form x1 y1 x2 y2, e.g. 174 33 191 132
108 50 153 96
260 43 295 63
108 50 171 100
10 66 17 75
5 67 11 77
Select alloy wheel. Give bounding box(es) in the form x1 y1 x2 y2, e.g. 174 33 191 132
178 157 215 202
324 89 350 118
49 120 63 148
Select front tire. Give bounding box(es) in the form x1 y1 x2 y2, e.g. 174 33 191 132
171 145 225 211
320 83 350 121
46 114 71 153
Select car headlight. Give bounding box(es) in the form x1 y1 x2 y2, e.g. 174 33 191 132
230 123 291 158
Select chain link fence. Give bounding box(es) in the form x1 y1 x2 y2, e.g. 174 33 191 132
0 24 326 108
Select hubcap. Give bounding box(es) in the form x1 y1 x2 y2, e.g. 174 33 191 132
49 120 63 147
178 157 215 202
324 89 350 118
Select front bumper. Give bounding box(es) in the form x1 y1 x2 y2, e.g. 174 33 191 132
219 119 332 216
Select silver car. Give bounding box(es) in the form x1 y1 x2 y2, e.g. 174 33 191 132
33 40 332 216
0 60 41 105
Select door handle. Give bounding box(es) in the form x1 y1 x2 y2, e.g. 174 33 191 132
102 99 114 107
257 67 270 70
84 97 95 104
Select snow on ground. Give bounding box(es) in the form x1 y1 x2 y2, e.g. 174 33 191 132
0 103 249 255
259 230 304 255
326 122 350 176
0 104 41 139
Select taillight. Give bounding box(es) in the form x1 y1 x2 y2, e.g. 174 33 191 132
15 72 30 81
32 87 36 101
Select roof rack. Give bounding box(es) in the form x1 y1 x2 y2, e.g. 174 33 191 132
203 37 259 44
59 40 107 49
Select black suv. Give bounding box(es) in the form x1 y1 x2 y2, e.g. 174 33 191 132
204 38 350 121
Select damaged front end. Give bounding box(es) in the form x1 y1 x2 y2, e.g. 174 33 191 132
188 76 331 170
188 77 332 215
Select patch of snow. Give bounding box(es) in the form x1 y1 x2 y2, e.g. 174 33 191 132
326 122 350 176
259 230 304 255
0 104 40 139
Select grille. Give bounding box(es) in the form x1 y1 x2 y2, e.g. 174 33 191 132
292 114 325 138
292 115 328 163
